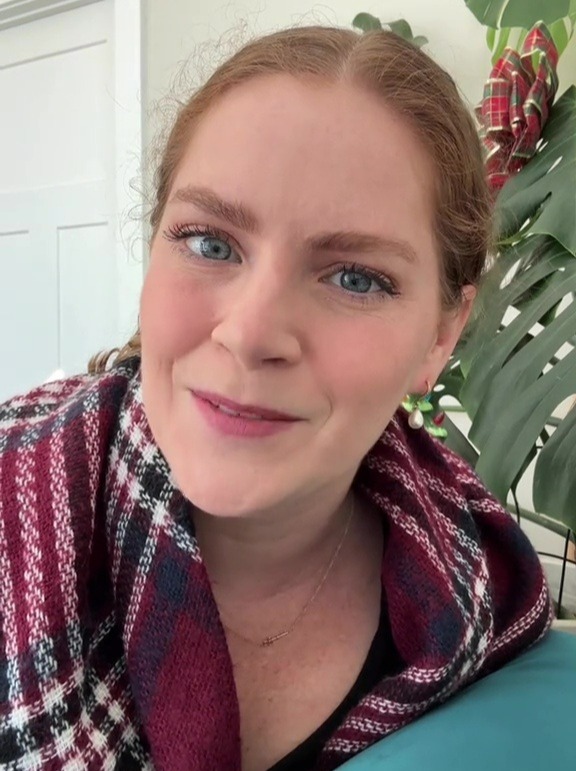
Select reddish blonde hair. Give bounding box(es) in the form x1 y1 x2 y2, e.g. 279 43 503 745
90 26 491 374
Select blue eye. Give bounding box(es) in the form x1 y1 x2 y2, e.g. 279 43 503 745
187 234 233 261
331 268 377 294
163 224 240 262
327 264 397 298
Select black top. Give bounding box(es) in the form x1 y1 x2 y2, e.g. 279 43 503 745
267 590 403 771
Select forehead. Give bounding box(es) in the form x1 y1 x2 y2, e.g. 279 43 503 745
171 75 436 254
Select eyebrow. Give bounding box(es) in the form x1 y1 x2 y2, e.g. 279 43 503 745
306 232 417 264
169 185 418 264
170 185 258 233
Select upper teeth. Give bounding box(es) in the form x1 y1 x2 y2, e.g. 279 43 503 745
216 404 264 420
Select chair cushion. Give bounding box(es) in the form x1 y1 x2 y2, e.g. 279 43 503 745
342 631 576 770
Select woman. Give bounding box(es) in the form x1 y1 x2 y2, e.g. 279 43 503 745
0 26 551 771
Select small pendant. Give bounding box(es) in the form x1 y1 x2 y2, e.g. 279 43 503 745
260 630 289 647
408 408 424 430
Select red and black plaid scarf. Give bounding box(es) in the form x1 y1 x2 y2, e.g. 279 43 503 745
0 358 552 770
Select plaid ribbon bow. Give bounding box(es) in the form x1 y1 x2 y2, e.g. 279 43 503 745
476 23 559 192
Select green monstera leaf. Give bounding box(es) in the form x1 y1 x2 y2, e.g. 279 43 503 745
352 12 382 32
485 19 574 62
496 86 576 257
468 0 576 62
447 235 576 532
464 0 573 28
533 400 576 530
352 13 428 47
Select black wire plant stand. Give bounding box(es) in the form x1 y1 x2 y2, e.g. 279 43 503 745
540 532 576 619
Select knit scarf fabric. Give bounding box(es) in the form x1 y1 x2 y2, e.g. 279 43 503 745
0 358 552 770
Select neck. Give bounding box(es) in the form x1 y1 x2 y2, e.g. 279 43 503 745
193 488 356 603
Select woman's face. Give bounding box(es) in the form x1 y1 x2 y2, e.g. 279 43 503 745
140 75 473 517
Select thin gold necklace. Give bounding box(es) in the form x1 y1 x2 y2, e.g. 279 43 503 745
221 498 355 648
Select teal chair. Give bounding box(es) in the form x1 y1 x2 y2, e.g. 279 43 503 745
343 631 576 770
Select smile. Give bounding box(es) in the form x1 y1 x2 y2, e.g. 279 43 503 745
214 403 265 420
191 391 301 439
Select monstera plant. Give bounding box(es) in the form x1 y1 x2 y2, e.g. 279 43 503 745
354 0 576 610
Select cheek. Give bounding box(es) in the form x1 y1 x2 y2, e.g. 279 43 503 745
319 313 423 419
140 262 213 360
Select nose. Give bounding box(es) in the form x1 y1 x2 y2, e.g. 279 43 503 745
210 265 303 370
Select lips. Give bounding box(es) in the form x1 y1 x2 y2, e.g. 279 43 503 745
191 390 299 421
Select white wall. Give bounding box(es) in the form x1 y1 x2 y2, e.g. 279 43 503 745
144 1 490 147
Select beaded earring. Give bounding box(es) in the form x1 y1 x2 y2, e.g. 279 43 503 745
402 381 448 438
402 380 432 430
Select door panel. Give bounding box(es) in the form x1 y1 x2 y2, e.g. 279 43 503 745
0 0 124 402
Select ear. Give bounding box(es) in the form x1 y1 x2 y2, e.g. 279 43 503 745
411 285 476 391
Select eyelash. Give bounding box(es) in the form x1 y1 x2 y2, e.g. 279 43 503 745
164 223 229 245
162 223 400 303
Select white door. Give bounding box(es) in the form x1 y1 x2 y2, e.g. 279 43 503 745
0 0 143 402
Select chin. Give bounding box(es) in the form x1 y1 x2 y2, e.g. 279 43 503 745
168 461 272 519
